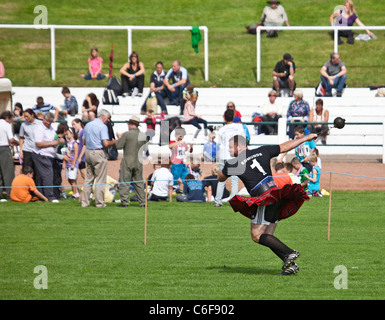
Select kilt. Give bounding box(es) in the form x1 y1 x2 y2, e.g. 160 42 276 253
229 184 309 221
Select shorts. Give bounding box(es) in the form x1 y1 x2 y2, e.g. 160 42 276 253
79 161 86 170
66 167 78 180
250 201 282 225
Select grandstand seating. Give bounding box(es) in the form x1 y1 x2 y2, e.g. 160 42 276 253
13 86 385 157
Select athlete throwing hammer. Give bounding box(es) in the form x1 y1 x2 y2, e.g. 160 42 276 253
218 133 317 275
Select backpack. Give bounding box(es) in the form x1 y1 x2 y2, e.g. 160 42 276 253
103 120 118 160
103 88 119 105
107 76 122 96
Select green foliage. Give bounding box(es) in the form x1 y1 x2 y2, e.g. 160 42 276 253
0 191 384 300
1 0 385 88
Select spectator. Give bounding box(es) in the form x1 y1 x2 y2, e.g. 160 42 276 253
224 101 242 119
0 60 4 78
32 96 59 123
61 87 78 117
181 84 196 116
188 163 204 181
203 164 230 202
286 90 310 139
202 132 219 163
320 52 347 97
294 125 316 173
308 98 329 145
163 60 190 106
141 61 168 114
183 92 208 140
248 0 290 37
148 164 173 202
10 166 48 202
330 0 374 45
120 51 145 97
12 102 24 135
32 112 63 202
63 127 80 199
52 122 69 200
19 109 40 173
233 116 250 145
291 157 309 189
115 116 147 208
72 118 86 181
273 162 293 188
0 111 17 200
92 175 118 203
169 127 193 191
304 154 322 197
272 53 296 97
81 47 108 80
81 109 117 208
176 174 206 202
260 90 284 135
215 109 245 207
82 93 99 121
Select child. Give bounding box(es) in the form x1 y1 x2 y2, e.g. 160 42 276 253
81 47 108 80
180 84 195 115
233 116 250 145
293 125 316 172
11 166 48 202
291 157 309 189
63 127 80 199
202 132 219 162
189 163 204 180
304 154 322 197
61 87 78 117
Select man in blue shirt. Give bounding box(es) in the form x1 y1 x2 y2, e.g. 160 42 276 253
163 60 190 106
80 109 116 208
32 96 59 122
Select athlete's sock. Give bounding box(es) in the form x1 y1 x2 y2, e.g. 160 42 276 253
259 233 292 260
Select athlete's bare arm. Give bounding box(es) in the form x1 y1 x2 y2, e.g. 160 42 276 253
279 133 317 154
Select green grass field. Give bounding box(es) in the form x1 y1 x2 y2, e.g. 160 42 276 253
1 0 385 88
0 191 384 300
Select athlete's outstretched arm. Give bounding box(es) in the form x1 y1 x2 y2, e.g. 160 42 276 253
279 133 317 154
217 171 228 182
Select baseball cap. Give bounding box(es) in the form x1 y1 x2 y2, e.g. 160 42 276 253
283 53 294 61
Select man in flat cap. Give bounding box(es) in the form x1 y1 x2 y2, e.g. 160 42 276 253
116 115 147 207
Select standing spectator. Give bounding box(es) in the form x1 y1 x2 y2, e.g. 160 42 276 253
169 127 193 191
294 126 316 173
81 109 116 208
63 127 80 199
115 116 147 207
233 116 250 145
183 92 208 140
52 122 69 200
81 47 108 80
249 0 290 37
141 61 168 114
308 98 329 145
304 154 322 197
148 164 173 202
82 93 99 121
273 162 293 188
72 118 86 181
286 90 310 139
10 166 48 202
19 109 40 173
176 174 206 202
12 102 24 135
61 87 78 117
0 111 17 200
32 112 63 202
202 132 219 163
32 96 59 123
272 53 296 97
163 60 190 106
320 52 347 97
260 90 284 135
215 109 245 207
291 157 309 189
120 51 145 97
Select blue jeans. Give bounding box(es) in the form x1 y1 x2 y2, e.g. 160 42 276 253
321 74 347 94
84 73 106 80
164 84 187 105
141 90 168 113
186 117 208 130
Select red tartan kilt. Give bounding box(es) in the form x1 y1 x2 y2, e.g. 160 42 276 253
229 184 309 221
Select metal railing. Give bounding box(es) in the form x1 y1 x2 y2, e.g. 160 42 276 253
256 25 385 82
0 24 209 81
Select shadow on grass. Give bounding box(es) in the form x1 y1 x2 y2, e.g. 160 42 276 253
207 265 279 276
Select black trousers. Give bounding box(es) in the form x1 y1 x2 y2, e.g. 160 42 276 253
32 153 55 200
121 74 144 94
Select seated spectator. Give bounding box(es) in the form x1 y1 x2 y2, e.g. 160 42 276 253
286 90 310 139
246 0 290 36
10 166 48 202
61 87 78 117
92 175 118 203
188 163 204 180
120 51 145 97
291 157 309 189
308 98 329 145
148 164 173 201
203 164 230 202
272 162 293 188
224 101 242 119
81 47 108 80
260 90 284 135
32 96 59 123
320 52 347 97
141 61 168 114
202 132 219 162
82 93 99 121
176 174 206 202
163 60 190 106
183 92 208 139
181 84 195 116
272 53 296 97
330 0 374 45
233 116 250 145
